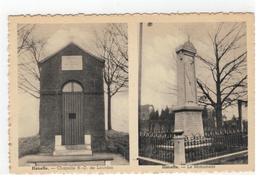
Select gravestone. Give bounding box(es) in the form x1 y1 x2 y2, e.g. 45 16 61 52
173 40 204 136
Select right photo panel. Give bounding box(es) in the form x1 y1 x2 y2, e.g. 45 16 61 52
138 22 248 166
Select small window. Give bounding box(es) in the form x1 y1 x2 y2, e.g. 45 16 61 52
62 81 83 92
61 55 83 70
69 113 76 119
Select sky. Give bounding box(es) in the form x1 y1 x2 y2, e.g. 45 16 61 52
18 24 128 137
140 22 247 118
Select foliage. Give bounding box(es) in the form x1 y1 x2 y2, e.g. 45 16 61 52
106 130 129 160
18 135 40 158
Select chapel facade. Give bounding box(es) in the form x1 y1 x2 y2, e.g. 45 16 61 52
39 42 105 153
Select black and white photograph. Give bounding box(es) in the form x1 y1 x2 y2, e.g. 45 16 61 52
17 23 129 166
8 13 254 173
138 22 249 165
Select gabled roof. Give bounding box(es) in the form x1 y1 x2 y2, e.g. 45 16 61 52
39 42 105 65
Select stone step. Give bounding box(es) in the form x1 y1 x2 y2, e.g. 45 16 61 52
53 144 92 156
53 149 92 156
64 144 90 150
26 154 114 166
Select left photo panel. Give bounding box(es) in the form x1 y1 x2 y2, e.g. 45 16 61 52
12 22 129 169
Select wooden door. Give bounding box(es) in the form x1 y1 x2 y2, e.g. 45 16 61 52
62 92 84 145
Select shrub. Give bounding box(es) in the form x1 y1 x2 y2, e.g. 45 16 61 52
18 135 40 158
106 130 129 160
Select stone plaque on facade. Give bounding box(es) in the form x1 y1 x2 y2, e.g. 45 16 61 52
61 55 83 70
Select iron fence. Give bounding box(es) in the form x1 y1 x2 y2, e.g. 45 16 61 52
139 127 248 164
185 128 248 163
139 131 174 163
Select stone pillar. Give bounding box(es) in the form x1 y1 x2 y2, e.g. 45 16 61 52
84 135 92 150
173 130 185 165
55 135 62 146
53 135 64 156
173 40 204 136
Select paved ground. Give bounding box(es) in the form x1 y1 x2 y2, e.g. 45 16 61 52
190 150 248 165
212 152 248 165
19 152 129 166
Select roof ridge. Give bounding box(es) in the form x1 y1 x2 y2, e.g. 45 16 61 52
39 42 105 64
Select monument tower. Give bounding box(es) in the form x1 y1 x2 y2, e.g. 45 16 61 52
173 40 204 136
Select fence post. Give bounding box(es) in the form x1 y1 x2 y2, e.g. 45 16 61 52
173 130 186 165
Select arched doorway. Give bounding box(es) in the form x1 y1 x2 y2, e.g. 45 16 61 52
62 81 84 145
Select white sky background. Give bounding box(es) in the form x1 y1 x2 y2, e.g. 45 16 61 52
141 22 247 119
18 24 128 137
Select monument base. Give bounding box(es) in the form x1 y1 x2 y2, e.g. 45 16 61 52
173 104 204 136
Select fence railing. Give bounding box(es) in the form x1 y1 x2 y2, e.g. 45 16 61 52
185 128 248 163
139 128 248 164
139 131 174 163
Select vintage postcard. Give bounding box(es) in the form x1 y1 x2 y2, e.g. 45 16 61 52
9 14 254 173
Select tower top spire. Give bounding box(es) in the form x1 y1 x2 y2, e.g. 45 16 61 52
175 38 197 55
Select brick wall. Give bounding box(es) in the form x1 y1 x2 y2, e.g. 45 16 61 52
39 43 105 152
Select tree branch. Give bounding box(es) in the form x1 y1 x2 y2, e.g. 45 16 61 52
221 75 247 105
197 79 216 106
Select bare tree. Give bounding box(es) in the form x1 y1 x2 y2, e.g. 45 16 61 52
94 24 128 130
196 23 247 128
18 25 35 54
18 24 46 98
